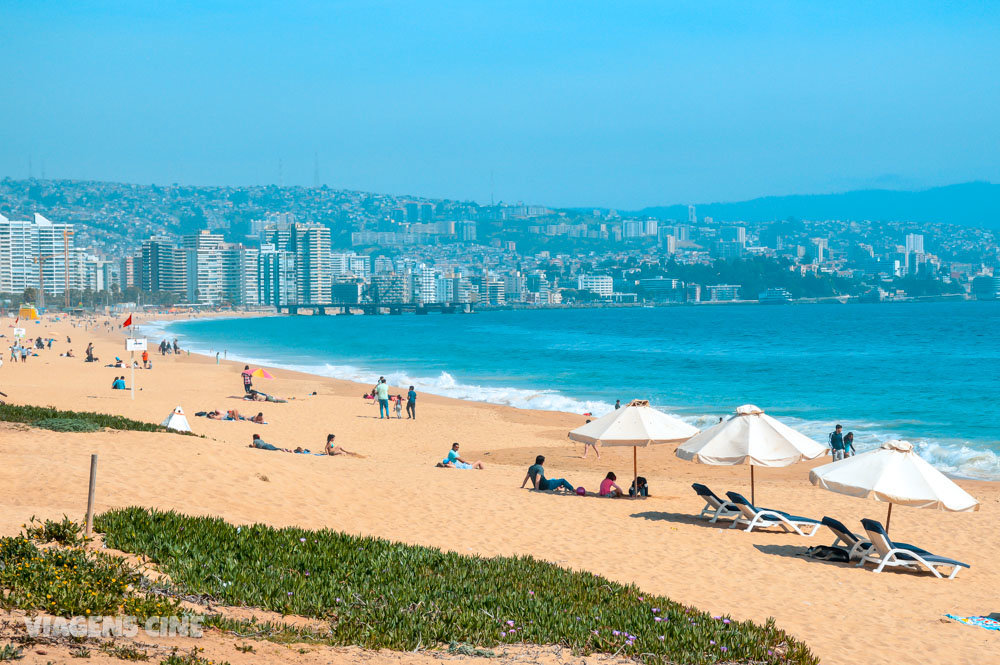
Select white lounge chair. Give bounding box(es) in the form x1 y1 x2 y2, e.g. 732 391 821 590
725 492 821 537
857 519 970 579
691 483 741 522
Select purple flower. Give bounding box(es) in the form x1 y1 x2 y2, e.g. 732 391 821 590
655 617 663 622
500 632 506 637
335 597 342 603
299 537 306 543
304 571 310 577
652 608 660 613
612 630 620 636
591 630 599 636
710 640 716 646
721 646 728 652
506 620 514 627
723 618 731 624
713 616 721 620
658 636 664 641
638 597 644 601
287 592 293 596
528 590 534 595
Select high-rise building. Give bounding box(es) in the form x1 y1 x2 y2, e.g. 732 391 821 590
905 233 925 254
0 213 77 296
719 226 747 245
257 244 297 307
183 230 225 305
293 224 331 304
140 236 187 297
688 205 697 224
456 221 477 242
412 265 439 304
222 244 259 306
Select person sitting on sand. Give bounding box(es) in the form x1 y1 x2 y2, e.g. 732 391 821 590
438 442 485 469
521 455 576 493
62 349 75 358
249 433 288 452
249 412 265 424
629 476 649 497
111 376 126 390
324 434 363 457
226 409 244 421
599 472 624 498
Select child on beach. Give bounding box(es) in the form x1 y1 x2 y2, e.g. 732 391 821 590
629 476 649 497
394 394 403 418
599 472 624 497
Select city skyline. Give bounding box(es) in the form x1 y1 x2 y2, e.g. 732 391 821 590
3 2 999 207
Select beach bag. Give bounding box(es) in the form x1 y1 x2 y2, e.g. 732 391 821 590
805 545 850 563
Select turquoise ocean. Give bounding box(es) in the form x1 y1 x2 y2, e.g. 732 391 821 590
152 301 1000 480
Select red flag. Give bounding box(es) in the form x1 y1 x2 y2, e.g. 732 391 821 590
122 314 133 327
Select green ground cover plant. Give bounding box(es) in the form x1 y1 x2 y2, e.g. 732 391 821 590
0 403 185 434
96 507 818 664
0 534 179 619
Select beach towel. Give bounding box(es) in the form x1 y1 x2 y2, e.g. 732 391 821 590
945 615 1000 631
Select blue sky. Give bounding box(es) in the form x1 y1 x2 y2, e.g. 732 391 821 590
1 1 998 207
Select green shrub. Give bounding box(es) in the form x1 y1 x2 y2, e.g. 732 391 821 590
96 507 817 664
32 417 101 433
0 645 23 662
0 403 190 435
0 536 180 620
23 515 85 546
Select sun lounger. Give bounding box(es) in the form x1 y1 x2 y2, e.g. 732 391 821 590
857 519 970 579
725 492 822 536
692 483 741 522
822 516 930 561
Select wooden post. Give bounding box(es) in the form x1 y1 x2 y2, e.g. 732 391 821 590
85 454 98 541
633 448 638 500
750 465 755 506
886 503 893 532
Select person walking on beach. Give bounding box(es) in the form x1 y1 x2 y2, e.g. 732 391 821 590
829 424 846 461
242 365 253 394
614 399 621 410
394 394 403 419
375 377 390 419
406 385 416 419
843 431 856 458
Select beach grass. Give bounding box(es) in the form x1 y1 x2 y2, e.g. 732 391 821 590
95 507 818 664
0 403 187 434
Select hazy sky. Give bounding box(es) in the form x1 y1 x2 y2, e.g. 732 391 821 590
2 1 998 208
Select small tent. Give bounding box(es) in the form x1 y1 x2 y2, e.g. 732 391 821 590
161 406 192 433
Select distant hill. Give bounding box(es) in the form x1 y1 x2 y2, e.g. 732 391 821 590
630 182 1000 228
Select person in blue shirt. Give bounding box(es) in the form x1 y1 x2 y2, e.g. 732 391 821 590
406 386 417 419
521 455 576 493
439 442 484 469
111 376 126 390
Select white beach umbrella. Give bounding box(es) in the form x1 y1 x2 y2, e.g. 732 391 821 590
675 404 827 504
809 439 979 530
569 399 699 498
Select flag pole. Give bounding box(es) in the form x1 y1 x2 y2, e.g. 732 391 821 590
129 309 135 401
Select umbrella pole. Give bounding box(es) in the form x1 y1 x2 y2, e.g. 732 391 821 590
750 465 755 506
633 448 638 500
886 503 892 532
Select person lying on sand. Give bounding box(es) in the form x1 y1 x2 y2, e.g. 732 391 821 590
249 433 289 452
206 409 223 420
244 389 287 403
437 442 485 469
225 409 244 421
521 455 576 493
249 412 265 424
324 434 363 457
599 472 624 498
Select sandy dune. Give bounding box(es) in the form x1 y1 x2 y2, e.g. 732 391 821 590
1 313 997 665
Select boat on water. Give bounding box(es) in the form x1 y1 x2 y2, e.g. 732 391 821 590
758 288 793 304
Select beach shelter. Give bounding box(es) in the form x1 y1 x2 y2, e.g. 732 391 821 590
251 368 274 379
676 404 827 504
569 399 699 498
809 439 979 531
18 305 40 321
161 406 192 433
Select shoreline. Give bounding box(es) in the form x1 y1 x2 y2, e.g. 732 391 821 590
1 310 997 665
156 309 1000 483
